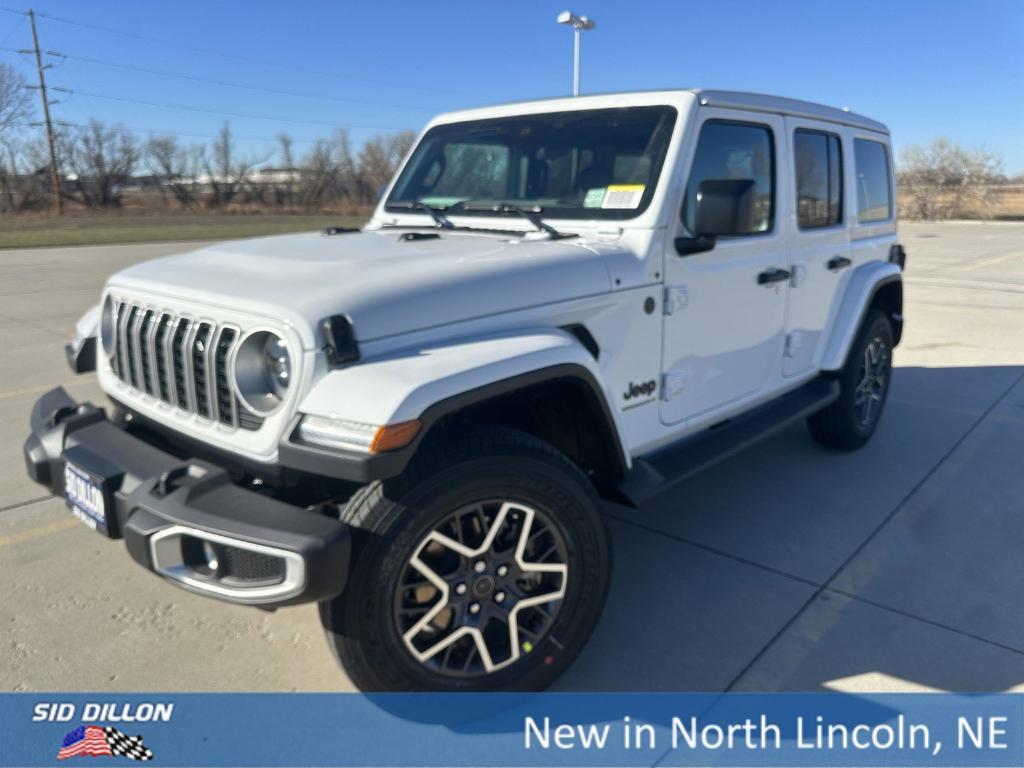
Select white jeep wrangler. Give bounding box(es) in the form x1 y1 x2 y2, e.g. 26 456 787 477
26 89 904 691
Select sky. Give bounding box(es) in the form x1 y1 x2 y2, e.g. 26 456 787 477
1 0 1022 172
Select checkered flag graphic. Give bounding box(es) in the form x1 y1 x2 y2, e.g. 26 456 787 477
104 727 154 761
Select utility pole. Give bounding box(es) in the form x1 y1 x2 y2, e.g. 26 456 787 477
27 9 63 214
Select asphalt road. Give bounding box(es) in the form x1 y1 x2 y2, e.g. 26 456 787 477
2 222 1023 692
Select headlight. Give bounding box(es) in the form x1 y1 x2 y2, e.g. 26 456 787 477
100 295 116 354
233 330 292 415
296 415 421 454
263 335 291 394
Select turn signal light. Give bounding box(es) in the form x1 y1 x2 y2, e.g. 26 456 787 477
370 420 421 454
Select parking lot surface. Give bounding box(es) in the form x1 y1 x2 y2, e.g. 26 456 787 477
2 222 1023 692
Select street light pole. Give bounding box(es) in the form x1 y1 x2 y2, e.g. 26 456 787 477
572 26 581 97
557 11 595 97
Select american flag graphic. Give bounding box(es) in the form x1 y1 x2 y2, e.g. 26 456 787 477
57 725 154 761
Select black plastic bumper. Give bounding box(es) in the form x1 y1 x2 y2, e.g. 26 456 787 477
23 387 351 608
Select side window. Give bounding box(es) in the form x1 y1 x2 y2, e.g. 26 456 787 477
794 129 843 228
854 138 892 222
682 121 774 236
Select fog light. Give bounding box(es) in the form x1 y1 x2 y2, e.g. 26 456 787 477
202 541 220 572
296 416 421 454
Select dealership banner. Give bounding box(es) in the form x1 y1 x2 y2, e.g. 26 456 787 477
1 693 1021 767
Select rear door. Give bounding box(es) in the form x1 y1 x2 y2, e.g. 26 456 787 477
849 133 897 266
660 111 790 426
781 118 849 377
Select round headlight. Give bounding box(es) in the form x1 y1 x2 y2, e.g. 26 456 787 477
233 330 292 415
100 295 116 354
263 334 291 396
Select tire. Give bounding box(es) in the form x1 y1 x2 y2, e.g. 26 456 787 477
808 310 894 450
319 424 612 692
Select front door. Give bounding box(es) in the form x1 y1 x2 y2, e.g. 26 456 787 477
660 112 789 427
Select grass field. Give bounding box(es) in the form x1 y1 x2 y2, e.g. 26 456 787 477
0 213 369 249
1 189 1022 249
993 187 1024 219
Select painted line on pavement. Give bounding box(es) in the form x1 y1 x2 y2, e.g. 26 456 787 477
0 518 79 549
0 380 91 400
958 251 1022 272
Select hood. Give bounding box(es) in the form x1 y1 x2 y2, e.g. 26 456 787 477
109 229 614 346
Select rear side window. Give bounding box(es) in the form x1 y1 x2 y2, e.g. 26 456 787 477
682 120 774 236
854 139 892 222
794 130 842 228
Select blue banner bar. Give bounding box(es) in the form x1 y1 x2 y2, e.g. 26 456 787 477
2 693 1022 767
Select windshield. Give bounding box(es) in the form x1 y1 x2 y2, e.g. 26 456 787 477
386 106 677 221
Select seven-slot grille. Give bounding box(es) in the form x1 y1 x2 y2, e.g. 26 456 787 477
109 299 263 431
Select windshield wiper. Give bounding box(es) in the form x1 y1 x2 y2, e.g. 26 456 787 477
388 200 455 229
455 202 576 240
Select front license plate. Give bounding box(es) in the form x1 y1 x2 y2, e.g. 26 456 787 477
63 461 109 535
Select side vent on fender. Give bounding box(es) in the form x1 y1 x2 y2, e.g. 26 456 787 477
561 324 600 360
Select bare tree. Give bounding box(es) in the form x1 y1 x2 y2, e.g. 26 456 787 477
203 122 267 207
277 132 294 207
0 63 31 137
356 130 415 203
203 122 236 207
898 139 1005 220
146 134 202 209
298 128 358 208
63 120 140 208
0 137 48 212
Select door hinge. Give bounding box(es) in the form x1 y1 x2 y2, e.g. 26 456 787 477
662 369 687 400
784 331 804 358
790 263 807 287
663 286 688 315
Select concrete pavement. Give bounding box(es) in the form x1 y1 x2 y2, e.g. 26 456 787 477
2 223 1023 691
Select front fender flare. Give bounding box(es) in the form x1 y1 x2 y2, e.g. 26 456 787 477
66 303 101 373
280 329 629 482
820 262 902 372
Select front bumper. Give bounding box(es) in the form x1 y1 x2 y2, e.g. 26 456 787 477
23 387 351 608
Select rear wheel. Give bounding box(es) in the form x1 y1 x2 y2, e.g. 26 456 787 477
320 425 612 691
808 310 894 450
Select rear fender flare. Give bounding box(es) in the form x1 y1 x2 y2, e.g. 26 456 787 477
820 262 902 372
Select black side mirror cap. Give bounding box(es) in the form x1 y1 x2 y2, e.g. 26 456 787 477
674 236 716 256
694 178 756 237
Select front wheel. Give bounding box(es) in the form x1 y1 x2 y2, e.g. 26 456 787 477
320 425 612 691
808 310 894 450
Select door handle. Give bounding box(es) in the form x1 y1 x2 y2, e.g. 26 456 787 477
757 267 791 285
827 255 852 271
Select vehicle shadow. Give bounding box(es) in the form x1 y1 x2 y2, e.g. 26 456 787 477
554 364 1024 693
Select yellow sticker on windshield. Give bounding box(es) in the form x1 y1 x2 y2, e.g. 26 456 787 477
601 184 645 209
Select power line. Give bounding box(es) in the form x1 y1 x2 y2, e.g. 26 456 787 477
30 8 473 98
44 50 436 112
11 119 376 148
54 86 409 130
71 122 374 148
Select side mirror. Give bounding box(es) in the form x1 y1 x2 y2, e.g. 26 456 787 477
694 178 756 237
675 178 757 257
